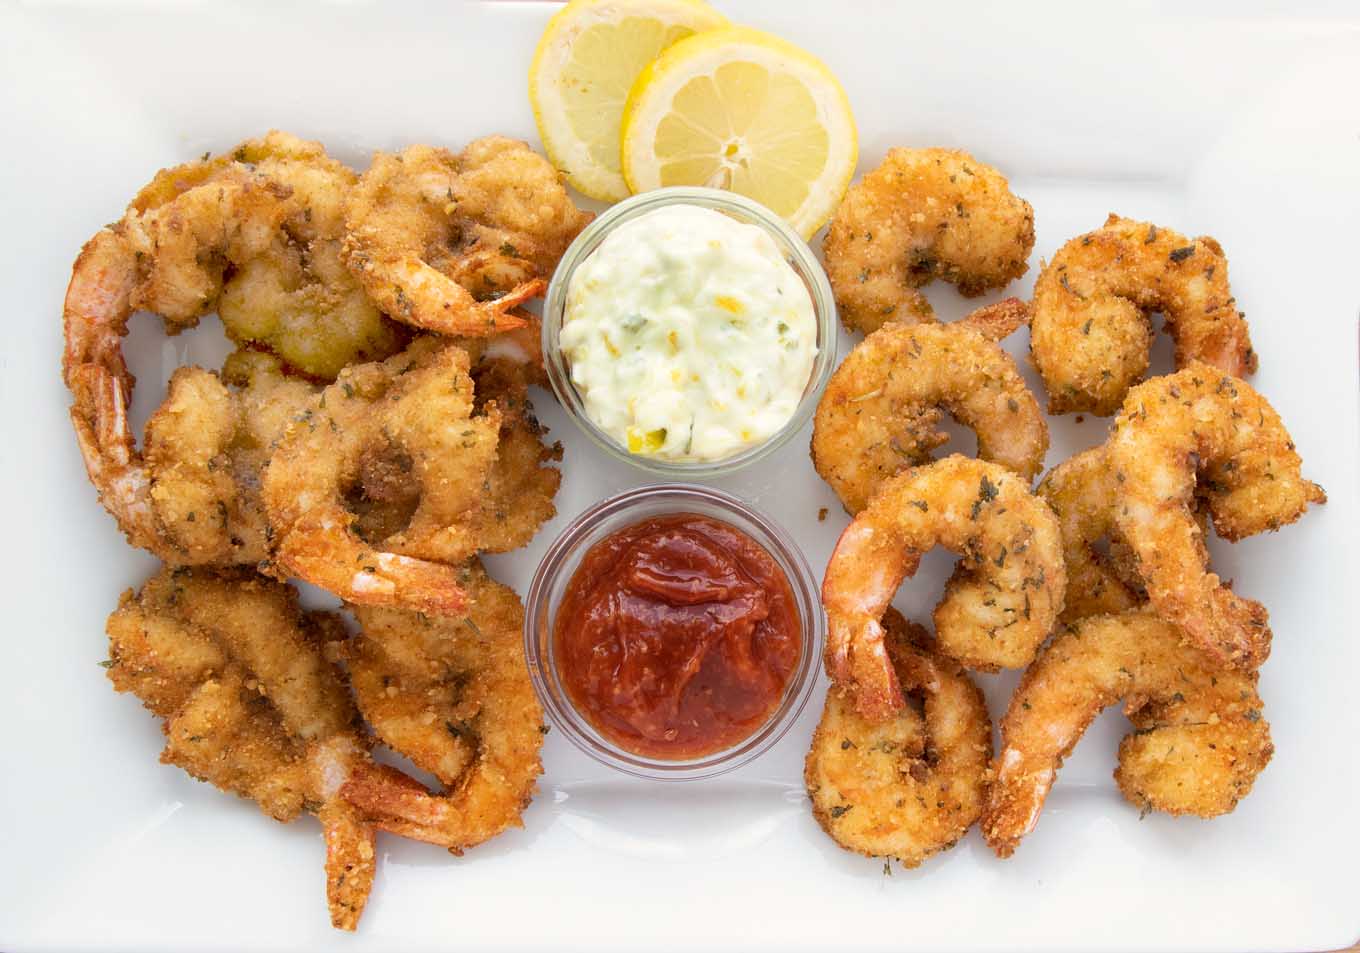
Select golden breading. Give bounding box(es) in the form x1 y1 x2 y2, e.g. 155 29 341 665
823 455 1066 722
142 351 316 566
264 336 561 614
823 147 1034 336
806 611 992 867
343 562 546 853
1108 363 1325 669
105 567 377 930
218 131 406 379
812 298 1045 514
982 611 1274 858
1030 214 1256 416
343 136 592 335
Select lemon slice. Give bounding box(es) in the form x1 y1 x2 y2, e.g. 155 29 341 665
620 26 857 238
529 0 729 202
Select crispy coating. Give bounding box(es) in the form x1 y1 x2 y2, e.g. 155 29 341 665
981 611 1273 858
805 611 992 867
1108 364 1325 668
63 158 288 557
343 562 545 853
812 298 1046 513
343 325 560 552
218 131 406 379
61 131 403 558
1037 446 1145 623
1030 214 1257 416
264 338 504 614
823 148 1034 336
119 161 289 330
823 455 1066 722
343 137 591 335
104 567 377 930
463 350 562 553
1037 444 1218 623
141 351 316 566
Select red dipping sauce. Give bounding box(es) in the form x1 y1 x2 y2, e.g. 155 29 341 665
553 513 803 761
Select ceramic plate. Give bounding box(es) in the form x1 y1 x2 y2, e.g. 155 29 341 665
2 2 1357 951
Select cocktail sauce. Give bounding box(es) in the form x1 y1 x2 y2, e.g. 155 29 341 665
554 513 802 760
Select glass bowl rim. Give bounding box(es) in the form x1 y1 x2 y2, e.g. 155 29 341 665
522 482 826 781
541 186 838 479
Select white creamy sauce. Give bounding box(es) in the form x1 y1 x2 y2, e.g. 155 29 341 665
561 204 817 462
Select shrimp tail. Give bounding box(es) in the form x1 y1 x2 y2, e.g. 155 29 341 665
68 364 167 556
383 257 538 336
318 799 377 931
62 228 139 387
957 296 1030 342
276 535 468 615
827 614 907 723
342 761 524 855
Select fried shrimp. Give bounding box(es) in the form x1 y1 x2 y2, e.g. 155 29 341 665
264 338 509 613
811 298 1046 513
342 562 545 853
1108 364 1324 669
823 455 1065 722
139 351 317 565
823 148 1035 336
343 137 591 336
1030 214 1257 416
1036 446 1145 623
217 131 406 378
462 346 562 553
63 157 288 555
104 567 379 929
62 131 401 557
981 611 1273 858
805 610 992 867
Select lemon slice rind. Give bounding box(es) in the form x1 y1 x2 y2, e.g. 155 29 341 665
620 26 858 238
529 0 730 202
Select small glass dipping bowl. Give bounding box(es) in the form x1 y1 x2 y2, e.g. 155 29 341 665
523 484 825 781
542 186 838 478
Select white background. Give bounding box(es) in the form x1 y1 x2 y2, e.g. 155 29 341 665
2 2 1357 951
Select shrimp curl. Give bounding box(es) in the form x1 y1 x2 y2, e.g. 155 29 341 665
982 611 1273 858
823 148 1034 336
823 456 1066 722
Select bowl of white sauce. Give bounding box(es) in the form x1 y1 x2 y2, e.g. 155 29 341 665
543 187 837 476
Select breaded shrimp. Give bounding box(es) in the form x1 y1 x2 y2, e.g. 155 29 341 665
1030 214 1257 416
342 562 545 853
823 148 1034 336
811 298 1046 513
263 339 505 614
1108 364 1325 668
1036 446 1145 623
217 131 406 378
981 611 1273 858
823 456 1066 722
462 350 563 553
63 159 288 557
62 133 405 557
805 610 992 867
343 137 592 336
140 351 317 566
105 567 379 929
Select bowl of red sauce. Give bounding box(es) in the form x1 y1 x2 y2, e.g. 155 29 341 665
524 484 824 780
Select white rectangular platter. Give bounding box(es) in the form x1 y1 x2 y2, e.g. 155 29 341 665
2 2 1357 951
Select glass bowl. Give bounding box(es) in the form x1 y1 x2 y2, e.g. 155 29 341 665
541 186 838 478
523 483 825 781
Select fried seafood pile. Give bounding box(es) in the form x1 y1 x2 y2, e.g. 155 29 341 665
809 147 1324 868
64 130 587 930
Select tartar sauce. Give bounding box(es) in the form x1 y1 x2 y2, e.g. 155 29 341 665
561 204 817 462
